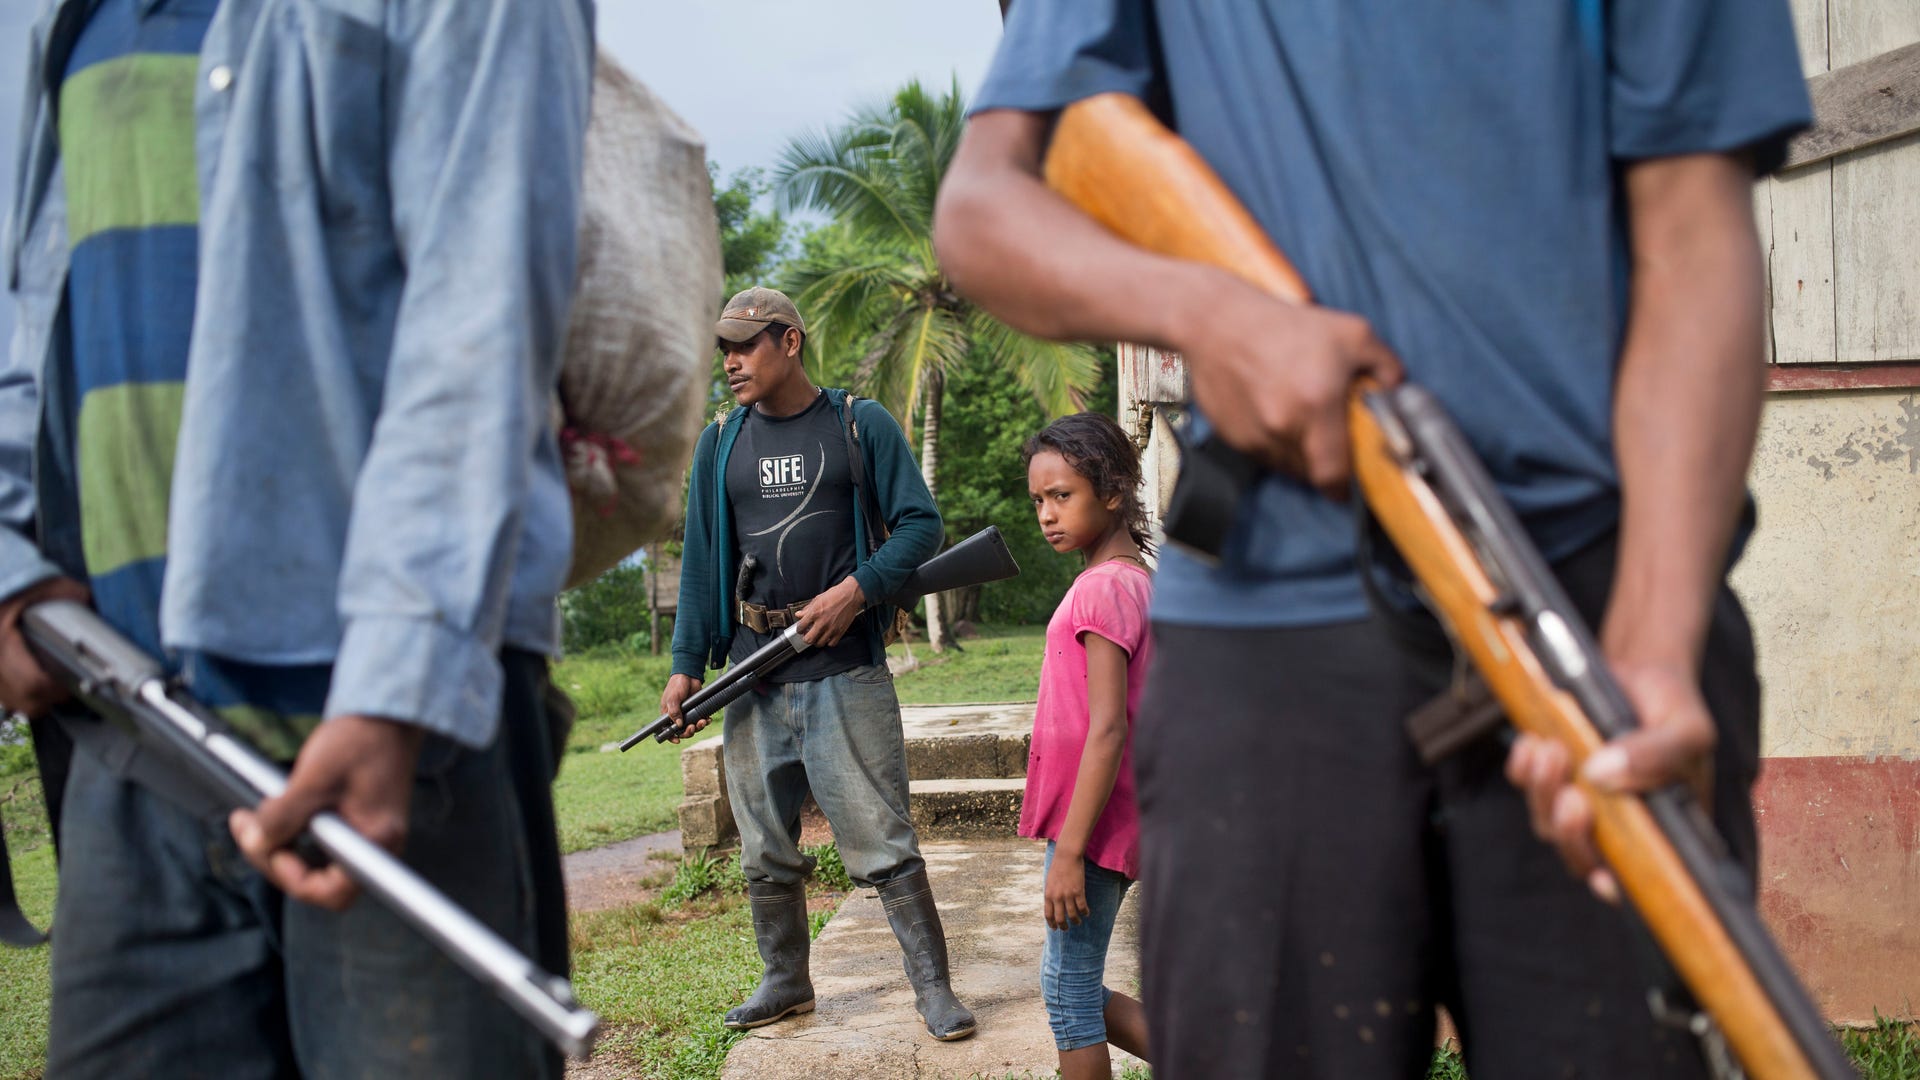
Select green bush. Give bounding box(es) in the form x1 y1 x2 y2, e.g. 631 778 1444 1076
659 851 748 907
933 354 1103 626
803 842 852 892
561 562 651 653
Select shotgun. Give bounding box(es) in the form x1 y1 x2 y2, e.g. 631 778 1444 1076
1043 91 1854 1080
620 525 1020 749
20 601 602 1061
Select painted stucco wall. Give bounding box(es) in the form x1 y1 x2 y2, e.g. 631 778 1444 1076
1735 392 1920 761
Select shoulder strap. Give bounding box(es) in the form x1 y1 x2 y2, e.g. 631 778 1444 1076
0 829 45 947
840 394 884 556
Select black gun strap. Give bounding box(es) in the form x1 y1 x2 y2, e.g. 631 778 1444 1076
0 823 46 947
839 394 885 557
0 708 241 951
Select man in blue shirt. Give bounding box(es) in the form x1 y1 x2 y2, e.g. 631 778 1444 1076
935 2 1809 1077
0 0 590 1074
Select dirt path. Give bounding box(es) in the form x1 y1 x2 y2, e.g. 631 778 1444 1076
563 803 837 915
564 830 684 913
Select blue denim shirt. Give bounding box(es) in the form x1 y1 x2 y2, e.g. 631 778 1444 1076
3 0 594 749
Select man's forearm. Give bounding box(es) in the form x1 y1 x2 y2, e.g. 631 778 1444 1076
1605 153 1766 671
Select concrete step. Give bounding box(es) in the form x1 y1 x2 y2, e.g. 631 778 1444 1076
721 838 1145 1080
908 777 1025 841
677 702 1037 852
901 701 1033 782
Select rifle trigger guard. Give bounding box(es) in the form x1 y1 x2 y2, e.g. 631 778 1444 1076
1647 990 1747 1080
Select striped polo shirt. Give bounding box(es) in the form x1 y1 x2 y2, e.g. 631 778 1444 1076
62 0 321 758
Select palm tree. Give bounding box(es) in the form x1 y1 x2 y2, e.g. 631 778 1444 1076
776 78 1100 652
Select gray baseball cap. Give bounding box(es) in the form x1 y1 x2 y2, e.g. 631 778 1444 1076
716 286 805 343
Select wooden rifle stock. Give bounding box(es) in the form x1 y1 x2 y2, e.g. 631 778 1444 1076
1043 91 1850 1080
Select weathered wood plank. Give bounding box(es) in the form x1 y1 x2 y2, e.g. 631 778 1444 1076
1766 361 1920 391
1767 165 1839 364
1117 342 1187 407
1753 177 1775 366
1787 0 1831 75
1831 2 1920 363
1783 41 1920 169
1760 0 1834 366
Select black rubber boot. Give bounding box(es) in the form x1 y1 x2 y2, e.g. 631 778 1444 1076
877 868 977 1041
724 881 816 1030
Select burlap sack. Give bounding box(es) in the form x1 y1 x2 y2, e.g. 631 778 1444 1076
559 52 720 588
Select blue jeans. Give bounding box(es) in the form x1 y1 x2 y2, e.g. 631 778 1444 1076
723 663 923 888
44 652 566 1079
1040 841 1134 1052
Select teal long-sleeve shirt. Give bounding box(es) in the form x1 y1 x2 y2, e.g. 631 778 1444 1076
670 388 942 679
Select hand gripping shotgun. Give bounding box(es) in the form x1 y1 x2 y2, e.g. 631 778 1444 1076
1043 92 1854 1080
619 525 1021 750
21 600 602 1061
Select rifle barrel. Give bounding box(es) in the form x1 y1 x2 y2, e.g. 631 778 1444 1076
622 526 1021 751
22 602 601 1060
617 625 807 750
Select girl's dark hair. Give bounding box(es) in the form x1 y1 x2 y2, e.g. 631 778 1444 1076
1022 412 1156 557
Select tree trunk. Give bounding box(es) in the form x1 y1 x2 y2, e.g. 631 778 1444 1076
945 583 982 628
920 370 951 653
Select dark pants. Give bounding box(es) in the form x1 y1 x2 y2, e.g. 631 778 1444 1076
45 650 569 1079
1134 535 1760 1080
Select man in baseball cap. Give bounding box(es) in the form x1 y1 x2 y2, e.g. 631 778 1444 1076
715 286 806 345
669 286 975 1042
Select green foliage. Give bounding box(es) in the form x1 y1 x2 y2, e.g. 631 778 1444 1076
560 562 651 654
0 838 53 1076
568 893 764 1078
0 718 39 790
1844 1014 1920 1079
803 842 853 892
934 351 1119 624
0 744 34 781
774 77 1100 455
660 852 733 907
711 165 788 295
1427 1046 1469 1079
887 624 1047 704
550 648 719 853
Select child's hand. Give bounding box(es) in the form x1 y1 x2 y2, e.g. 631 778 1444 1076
1044 850 1091 930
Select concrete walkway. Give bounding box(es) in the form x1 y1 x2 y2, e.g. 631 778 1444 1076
723 838 1146 1079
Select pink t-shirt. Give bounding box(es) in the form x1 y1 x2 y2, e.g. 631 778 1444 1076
1018 559 1152 880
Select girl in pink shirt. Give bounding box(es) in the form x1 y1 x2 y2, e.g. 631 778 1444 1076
1020 412 1154 1079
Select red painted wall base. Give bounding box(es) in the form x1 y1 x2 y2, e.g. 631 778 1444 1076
1753 756 1920 1024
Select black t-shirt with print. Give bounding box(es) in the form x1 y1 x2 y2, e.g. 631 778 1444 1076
725 393 870 681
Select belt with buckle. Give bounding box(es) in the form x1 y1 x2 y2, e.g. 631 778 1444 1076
737 600 806 634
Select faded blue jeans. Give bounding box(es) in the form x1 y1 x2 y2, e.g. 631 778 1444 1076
1040 840 1134 1052
723 663 923 888
44 652 566 1079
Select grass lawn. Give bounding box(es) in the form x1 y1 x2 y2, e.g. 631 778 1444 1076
564 852 842 1079
0 799 51 1076
549 646 720 855
887 623 1046 705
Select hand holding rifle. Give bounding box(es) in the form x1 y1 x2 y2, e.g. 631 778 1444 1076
794 575 866 648
1512 648 1719 904
659 674 705 743
0 577 90 717
626 526 1020 751
1180 276 1402 498
231 714 425 911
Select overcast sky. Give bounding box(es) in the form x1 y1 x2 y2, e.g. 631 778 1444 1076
0 0 1008 357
